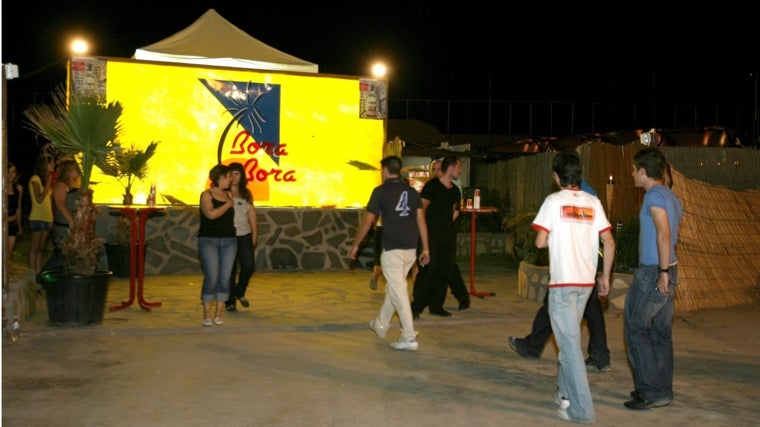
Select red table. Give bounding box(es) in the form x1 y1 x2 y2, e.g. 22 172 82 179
108 206 165 312
461 206 498 298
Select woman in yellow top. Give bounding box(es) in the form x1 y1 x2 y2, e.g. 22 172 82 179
27 154 56 277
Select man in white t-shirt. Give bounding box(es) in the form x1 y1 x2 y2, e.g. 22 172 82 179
532 151 615 424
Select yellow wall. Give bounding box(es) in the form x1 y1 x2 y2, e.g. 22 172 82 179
78 58 385 207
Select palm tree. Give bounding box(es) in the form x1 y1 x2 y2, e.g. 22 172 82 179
97 141 160 205
23 87 123 274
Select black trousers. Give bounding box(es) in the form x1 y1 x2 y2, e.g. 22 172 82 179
522 285 610 365
412 230 468 314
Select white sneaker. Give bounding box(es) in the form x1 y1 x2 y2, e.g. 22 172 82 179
368 320 387 339
555 395 570 410
390 338 418 351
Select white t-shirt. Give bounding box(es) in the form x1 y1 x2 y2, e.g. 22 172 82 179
533 189 612 288
232 197 253 236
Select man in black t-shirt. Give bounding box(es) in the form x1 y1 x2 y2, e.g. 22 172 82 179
411 156 470 317
350 156 430 351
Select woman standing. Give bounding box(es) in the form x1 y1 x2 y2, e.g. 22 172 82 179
27 154 56 277
225 162 258 312
40 158 82 274
5 163 24 255
198 164 237 326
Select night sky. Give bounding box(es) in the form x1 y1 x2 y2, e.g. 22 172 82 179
2 1 758 172
3 1 757 103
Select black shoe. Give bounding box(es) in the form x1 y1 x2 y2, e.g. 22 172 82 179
238 296 250 308
226 304 237 312
585 356 611 372
429 308 452 317
508 336 540 359
624 396 672 410
458 300 470 311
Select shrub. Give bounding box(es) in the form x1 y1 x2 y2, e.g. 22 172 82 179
503 212 549 266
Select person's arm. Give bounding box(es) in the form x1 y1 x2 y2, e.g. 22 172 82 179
199 190 233 219
31 176 51 204
598 229 615 296
248 199 258 246
534 228 548 249
15 184 23 231
416 208 430 266
350 211 377 259
651 206 672 294
52 182 73 224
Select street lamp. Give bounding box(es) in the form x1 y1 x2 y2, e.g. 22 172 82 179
70 38 89 55
371 62 387 78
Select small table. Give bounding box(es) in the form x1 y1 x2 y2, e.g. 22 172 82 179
461 206 498 298
108 206 166 312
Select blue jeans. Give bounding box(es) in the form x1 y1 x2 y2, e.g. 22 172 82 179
624 265 677 403
548 286 595 423
197 237 238 304
227 233 255 305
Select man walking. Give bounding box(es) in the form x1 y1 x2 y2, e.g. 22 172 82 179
624 147 683 410
509 178 611 372
533 151 615 423
411 156 468 317
350 156 430 351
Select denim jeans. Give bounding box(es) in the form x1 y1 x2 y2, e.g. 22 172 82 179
198 237 238 304
226 233 255 305
523 285 610 366
624 265 677 403
376 248 417 342
548 286 595 423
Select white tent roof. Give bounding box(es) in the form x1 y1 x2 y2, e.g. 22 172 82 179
133 9 318 73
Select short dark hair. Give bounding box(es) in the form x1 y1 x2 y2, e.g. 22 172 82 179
552 151 582 187
441 155 459 172
634 147 667 180
381 156 402 175
209 164 231 187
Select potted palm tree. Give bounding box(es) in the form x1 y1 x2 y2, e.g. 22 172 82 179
23 87 123 326
96 141 160 277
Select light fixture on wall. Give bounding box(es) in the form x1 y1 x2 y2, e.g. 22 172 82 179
639 128 656 145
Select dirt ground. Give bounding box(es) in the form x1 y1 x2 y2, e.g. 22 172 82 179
2 258 759 427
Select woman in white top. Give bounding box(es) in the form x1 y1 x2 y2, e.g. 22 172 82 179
225 162 258 311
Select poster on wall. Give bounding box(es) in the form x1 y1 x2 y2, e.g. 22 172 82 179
359 78 387 119
70 56 107 98
82 58 385 208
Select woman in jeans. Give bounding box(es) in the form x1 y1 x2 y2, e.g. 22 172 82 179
28 153 56 278
225 162 258 312
197 164 237 326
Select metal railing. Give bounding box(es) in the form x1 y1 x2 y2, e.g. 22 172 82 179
388 98 757 143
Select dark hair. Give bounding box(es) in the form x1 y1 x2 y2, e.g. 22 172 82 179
552 151 582 187
441 155 459 173
35 153 55 181
228 162 252 203
208 164 231 188
381 156 402 175
634 147 667 180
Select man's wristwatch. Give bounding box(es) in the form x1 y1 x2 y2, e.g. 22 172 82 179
658 267 669 273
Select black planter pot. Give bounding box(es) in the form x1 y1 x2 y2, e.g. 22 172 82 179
105 242 147 278
40 270 113 327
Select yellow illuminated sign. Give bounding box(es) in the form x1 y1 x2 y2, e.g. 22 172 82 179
77 58 385 207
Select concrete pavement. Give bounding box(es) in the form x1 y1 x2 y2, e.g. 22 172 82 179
3 257 759 426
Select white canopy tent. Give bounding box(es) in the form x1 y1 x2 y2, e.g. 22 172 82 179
133 9 318 73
